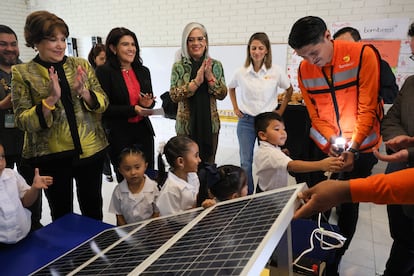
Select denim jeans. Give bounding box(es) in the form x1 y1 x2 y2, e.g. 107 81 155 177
236 114 256 195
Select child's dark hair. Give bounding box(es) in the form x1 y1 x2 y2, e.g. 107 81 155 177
157 136 195 188
118 146 146 165
254 112 284 141
210 165 247 202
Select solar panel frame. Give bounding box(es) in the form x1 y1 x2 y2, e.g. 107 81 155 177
31 183 305 276
131 184 304 275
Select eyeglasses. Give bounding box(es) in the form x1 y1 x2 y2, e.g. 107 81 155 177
187 36 205 43
410 54 414 61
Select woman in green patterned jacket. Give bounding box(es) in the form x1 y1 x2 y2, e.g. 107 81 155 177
170 22 227 164
11 11 109 222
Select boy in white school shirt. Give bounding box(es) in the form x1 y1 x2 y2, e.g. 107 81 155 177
253 112 343 192
0 143 53 245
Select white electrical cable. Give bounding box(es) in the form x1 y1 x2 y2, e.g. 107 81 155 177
292 213 347 274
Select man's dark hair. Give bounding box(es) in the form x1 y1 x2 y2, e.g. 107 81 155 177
288 16 327 49
0 25 17 39
408 22 414 37
333 26 361 41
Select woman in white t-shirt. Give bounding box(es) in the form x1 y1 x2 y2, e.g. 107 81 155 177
228 32 293 195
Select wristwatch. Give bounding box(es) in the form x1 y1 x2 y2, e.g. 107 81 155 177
347 148 359 160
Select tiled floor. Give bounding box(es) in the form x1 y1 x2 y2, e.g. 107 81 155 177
39 116 392 275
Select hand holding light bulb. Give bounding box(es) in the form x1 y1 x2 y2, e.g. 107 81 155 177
330 136 357 172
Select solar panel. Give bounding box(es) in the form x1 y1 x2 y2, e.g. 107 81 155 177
31 184 304 276
31 210 202 276
31 223 142 275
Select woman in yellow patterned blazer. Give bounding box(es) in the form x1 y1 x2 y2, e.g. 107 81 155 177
11 11 109 222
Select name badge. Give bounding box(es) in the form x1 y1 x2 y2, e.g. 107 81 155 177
4 113 15 128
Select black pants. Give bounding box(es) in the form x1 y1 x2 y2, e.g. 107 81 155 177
102 128 112 176
5 154 21 171
327 152 378 275
102 152 112 176
383 162 414 276
24 152 105 221
383 205 414 276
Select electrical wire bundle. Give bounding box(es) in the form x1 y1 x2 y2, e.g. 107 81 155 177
292 213 346 275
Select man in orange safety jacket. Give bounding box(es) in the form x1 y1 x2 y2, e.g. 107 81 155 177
288 16 383 276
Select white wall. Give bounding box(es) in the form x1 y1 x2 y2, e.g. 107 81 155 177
0 1 35 60
2 0 413 62
3 0 412 112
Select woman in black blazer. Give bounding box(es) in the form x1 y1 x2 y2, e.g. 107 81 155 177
96 27 155 182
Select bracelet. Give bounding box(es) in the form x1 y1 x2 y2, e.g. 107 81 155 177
347 147 359 160
192 79 200 88
42 99 56 111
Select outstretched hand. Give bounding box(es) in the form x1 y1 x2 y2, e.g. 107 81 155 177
293 180 351 219
384 135 414 152
32 168 53 190
373 148 409 163
321 156 344 172
201 198 217 209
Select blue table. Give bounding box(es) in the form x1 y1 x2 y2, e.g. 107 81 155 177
0 213 113 276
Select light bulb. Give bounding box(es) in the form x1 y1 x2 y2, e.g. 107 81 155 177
334 137 346 153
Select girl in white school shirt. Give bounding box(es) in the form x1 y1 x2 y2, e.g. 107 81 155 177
156 136 201 216
109 147 159 226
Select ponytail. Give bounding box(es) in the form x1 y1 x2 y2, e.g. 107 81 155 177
156 142 168 189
